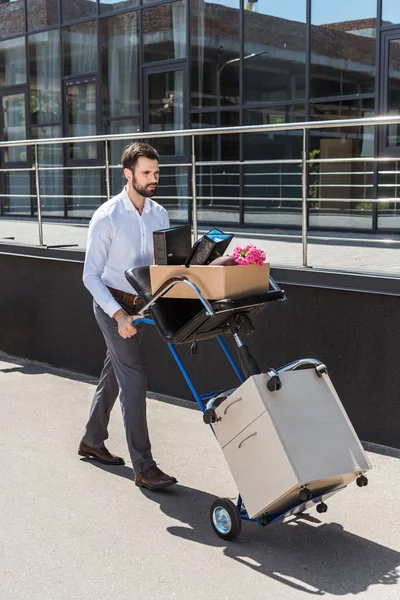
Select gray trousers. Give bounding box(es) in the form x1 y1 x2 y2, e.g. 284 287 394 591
82 300 155 474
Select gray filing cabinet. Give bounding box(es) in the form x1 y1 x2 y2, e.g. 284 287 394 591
212 370 371 519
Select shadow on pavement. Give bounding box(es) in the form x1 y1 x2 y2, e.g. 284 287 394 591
141 483 400 597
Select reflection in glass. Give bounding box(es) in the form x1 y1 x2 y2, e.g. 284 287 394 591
310 0 376 97
100 0 137 13
244 0 306 103
1 172 31 215
2 93 27 163
66 81 98 160
309 99 375 230
61 0 96 23
154 166 189 223
382 1 400 25
66 169 103 217
63 21 97 76
386 39 400 148
191 112 240 225
32 126 64 216
147 70 184 155
27 0 58 31
29 31 61 125
243 106 304 227
191 0 239 108
0 0 24 39
143 1 186 63
0 38 26 87
378 159 400 231
101 13 139 118
102 119 141 195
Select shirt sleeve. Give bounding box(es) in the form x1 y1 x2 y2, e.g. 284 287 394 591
163 209 170 229
82 213 122 318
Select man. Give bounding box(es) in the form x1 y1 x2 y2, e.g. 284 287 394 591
80 142 177 491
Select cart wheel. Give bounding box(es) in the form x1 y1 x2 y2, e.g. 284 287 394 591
299 487 312 502
356 475 368 487
316 502 328 513
210 498 242 541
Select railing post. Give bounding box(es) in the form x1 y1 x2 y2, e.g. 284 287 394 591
104 140 111 201
191 135 198 241
34 143 44 246
301 127 308 267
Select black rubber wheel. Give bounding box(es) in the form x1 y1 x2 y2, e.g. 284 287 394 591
316 502 328 513
210 498 242 541
299 487 312 502
356 475 368 487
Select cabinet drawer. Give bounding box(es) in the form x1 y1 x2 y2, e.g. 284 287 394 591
213 375 268 447
222 411 298 519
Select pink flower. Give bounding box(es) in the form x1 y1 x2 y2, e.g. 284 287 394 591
232 244 266 266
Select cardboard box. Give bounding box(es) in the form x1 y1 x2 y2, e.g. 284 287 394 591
150 264 270 300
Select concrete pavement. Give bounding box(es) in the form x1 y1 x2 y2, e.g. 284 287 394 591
1 218 400 278
0 352 399 600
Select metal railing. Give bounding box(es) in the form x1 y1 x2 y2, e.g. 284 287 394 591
1 114 400 265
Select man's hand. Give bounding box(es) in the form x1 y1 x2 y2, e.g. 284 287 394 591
113 309 142 339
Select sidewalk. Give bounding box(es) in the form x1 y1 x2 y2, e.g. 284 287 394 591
1 218 400 278
0 352 399 600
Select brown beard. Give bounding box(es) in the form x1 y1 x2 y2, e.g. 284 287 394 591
132 177 158 198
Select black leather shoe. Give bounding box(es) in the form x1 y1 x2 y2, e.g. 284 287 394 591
135 465 177 490
78 441 125 465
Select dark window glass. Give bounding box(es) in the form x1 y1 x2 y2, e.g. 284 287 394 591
1 91 27 163
0 0 24 39
386 38 400 149
190 0 239 108
243 105 304 228
101 13 139 119
309 98 375 230
66 79 98 161
62 0 97 23
27 0 58 31
146 69 184 155
29 31 61 125
31 125 64 217
63 21 97 76
100 0 138 14
244 1 306 104
382 1 400 25
0 38 26 87
191 111 240 225
102 119 141 195
143 1 186 63
310 0 376 98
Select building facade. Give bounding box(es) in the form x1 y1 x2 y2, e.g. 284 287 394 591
0 0 400 231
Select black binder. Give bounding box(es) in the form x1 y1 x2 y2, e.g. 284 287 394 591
153 225 192 265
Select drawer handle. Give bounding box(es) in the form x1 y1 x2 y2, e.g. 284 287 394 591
223 397 243 415
238 431 257 449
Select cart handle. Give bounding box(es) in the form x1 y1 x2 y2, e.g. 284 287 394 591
138 276 215 317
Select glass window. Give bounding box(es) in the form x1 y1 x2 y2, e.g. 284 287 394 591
310 0 376 98
143 1 186 63
0 38 26 87
146 69 184 156
100 0 138 14
382 1 400 25
2 92 27 163
244 1 306 104
101 13 139 118
191 111 240 225
63 21 97 76
191 0 239 108
62 0 97 23
102 119 141 195
27 0 58 30
66 80 98 161
309 98 375 230
243 105 304 228
0 0 24 39
29 31 61 125
31 126 64 217
385 38 400 150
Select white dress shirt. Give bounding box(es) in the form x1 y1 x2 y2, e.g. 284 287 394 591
83 187 170 317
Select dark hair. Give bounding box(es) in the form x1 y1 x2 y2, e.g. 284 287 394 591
121 142 159 172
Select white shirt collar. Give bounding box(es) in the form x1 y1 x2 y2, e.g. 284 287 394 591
121 186 151 215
